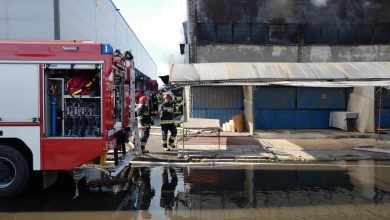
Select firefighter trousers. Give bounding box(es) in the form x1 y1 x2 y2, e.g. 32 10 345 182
140 127 150 150
161 123 177 148
114 143 126 166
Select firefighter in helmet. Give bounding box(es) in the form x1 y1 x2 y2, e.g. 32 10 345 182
137 96 152 153
160 167 177 217
159 93 177 151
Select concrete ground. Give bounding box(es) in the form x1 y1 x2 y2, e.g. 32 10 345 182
259 138 390 161
130 116 390 163
254 129 381 139
136 128 390 163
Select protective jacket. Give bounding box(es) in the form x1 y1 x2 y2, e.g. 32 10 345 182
159 101 175 124
137 105 152 128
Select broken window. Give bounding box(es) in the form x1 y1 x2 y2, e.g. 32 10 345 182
268 24 286 44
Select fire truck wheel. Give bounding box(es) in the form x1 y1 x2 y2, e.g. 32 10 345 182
0 145 30 197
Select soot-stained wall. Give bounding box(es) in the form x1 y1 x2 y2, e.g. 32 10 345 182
196 0 390 24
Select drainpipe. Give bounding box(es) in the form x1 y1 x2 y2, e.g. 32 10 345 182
54 0 60 40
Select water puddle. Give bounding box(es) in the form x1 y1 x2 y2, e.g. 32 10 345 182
1 161 390 219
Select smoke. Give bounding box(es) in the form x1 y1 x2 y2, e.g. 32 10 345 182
310 0 330 8
306 0 383 24
195 0 388 24
266 0 297 23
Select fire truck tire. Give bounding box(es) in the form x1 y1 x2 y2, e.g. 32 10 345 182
0 144 30 197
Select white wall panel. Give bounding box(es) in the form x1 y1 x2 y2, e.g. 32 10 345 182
0 0 54 40
95 1 115 46
60 0 96 41
0 20 7 39
60 0 158 80
8 20 54 40
7 0 53 20
0 0 7 20
0 0 157 79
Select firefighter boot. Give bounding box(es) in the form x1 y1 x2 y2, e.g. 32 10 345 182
162 142 170 151
168 136 176 149
169 143 176 149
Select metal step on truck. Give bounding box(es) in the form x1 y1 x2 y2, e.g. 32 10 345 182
0 41 142 197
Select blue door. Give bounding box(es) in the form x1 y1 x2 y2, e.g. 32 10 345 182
254 87 296 129
376 89 390 128
255 87 346 129
192 86 243 125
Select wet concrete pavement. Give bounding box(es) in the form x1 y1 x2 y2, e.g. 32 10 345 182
122 116 390 164
1 161 390 220
134 126 390 164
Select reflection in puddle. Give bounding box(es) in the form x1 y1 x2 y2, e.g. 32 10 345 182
1 161 390 219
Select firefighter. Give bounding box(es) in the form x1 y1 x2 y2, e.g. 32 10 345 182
159 93 177 151
114 127 130 166
137 96 152 153
150 91 158 114
160 167 177 217
129 167 155 219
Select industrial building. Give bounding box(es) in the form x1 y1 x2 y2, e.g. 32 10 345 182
172 0 390 134
0 0 157 82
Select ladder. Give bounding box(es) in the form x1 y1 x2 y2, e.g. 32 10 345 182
110 57 142 177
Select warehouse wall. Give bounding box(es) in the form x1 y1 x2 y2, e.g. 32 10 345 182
0 0 54 40
191 86 243 125
0 0 157 80
189 0 390 64
194 0 390 24
59 0 157 80
196 45 390 63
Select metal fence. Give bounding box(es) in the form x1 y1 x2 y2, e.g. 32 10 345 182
197 23 390 45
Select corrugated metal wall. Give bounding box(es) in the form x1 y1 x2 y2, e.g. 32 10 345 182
192 86 243 124
297 88 346 109
377 108 390 128
376 89 390 128
255 87 347 129
255 87 296 109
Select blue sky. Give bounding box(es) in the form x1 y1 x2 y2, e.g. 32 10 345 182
113 0 187 77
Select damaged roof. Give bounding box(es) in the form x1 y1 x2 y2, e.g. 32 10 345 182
170 62 390 87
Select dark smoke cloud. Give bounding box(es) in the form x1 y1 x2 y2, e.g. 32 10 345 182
196 0 389 24
310 0 329 7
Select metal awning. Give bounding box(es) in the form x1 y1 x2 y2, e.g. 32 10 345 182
170 62 390 87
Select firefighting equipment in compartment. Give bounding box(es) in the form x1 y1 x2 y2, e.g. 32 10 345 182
64 99 100 137
49 82 58 136
139 96 148 105
66 72 98 96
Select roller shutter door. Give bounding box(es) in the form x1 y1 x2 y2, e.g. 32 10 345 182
192 86 243 125
255 87 346 129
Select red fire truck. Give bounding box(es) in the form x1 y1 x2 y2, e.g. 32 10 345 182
0 41 141 197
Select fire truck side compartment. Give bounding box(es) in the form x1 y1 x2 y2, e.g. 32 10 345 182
44 65 103 138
